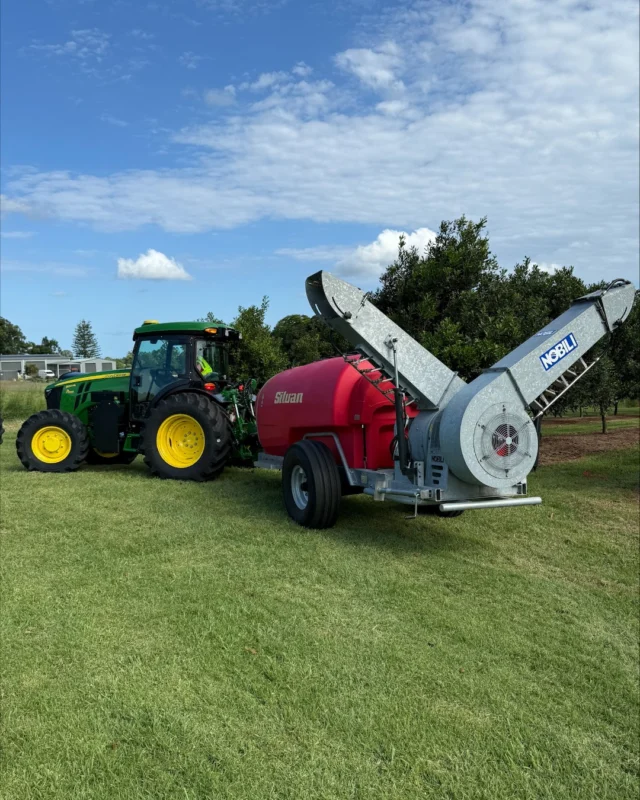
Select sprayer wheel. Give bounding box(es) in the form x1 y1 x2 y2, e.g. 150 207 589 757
283 440 341 529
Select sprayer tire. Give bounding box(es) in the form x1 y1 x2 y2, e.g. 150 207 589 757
142 392 232 481
283 440 341 529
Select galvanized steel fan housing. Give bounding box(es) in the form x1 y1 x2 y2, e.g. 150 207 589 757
473 403 535 482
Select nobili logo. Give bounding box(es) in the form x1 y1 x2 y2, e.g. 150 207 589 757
274 391 303 404
539 333 578 371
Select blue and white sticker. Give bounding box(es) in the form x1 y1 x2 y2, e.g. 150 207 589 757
540 333 578 371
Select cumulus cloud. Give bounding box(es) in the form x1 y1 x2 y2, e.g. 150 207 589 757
117 249 192 280
292 61 313 77
240 71 289 91
334 42 403 90
278 227 437 281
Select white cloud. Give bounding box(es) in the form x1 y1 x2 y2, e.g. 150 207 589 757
129 29 155 40
534 262 562 274
240 71 289 91
278 227 437 281
0 231 35 239
1 195 31 214
204 86 236 107
334 42 404 91
100 113 128 127
30 28 110 61
117 249 192 280
5 0 639 285
179 51 205 69
292 61 312 78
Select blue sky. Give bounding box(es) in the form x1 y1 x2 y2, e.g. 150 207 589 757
1 0 638 357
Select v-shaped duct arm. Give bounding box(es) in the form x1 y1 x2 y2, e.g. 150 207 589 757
306 271 466 410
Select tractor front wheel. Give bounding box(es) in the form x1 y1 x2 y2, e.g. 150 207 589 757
16 410 89 472
282 440 341 529
142 393 232 481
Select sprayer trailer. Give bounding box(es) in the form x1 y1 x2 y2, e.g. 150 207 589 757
256 273 636 528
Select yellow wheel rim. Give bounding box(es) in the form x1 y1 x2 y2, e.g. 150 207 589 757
156 414 205 468
32 426 72 464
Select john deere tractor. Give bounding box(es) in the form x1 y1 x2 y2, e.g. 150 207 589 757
16 320 258 480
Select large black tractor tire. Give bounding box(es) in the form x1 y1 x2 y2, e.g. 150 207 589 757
282 440 341 529
86 447 138 466
16 409 89 473
141 393 232 481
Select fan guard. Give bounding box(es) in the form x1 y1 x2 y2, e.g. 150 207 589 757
473 404 534 480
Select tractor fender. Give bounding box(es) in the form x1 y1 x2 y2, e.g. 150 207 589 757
151 384 229 415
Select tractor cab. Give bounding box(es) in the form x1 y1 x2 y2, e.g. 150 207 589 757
129 320 240 421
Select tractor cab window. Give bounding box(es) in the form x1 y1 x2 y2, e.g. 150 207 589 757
132 337 187 404
195 340 227 381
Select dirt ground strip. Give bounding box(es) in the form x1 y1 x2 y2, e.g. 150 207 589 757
538 426 639 465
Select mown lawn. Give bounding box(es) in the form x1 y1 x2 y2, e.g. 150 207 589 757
542 417 639 436
0 421 638 800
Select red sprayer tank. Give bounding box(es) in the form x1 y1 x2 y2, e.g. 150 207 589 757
257 357 416 472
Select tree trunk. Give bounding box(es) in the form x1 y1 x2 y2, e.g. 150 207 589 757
600 405 607 434
579 405 583 417
614 401 619 416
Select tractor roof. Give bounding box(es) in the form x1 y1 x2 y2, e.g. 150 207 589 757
133 320 238 338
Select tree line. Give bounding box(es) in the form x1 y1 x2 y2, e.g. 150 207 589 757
217 217 638 433
0 318 101 360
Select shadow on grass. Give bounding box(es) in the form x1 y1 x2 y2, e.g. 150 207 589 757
204 468 477 557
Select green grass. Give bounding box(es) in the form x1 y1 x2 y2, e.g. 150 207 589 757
0 422 638 800
0 381 46 420
542 417 639 436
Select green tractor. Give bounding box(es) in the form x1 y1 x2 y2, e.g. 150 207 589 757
16 320 258 480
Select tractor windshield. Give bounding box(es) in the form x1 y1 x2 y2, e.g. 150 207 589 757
195 340 228 381
132 337 188 405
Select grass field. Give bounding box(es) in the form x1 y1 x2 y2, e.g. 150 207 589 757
0 418 638 800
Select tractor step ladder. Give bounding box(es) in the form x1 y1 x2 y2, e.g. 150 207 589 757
530 355 600 419
344 353 397 403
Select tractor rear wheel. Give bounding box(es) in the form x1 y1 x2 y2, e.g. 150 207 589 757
16 409 89 472
142 393 232 481
282 440 341 529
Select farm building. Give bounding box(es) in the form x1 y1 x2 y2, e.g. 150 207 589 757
0 354 117 381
